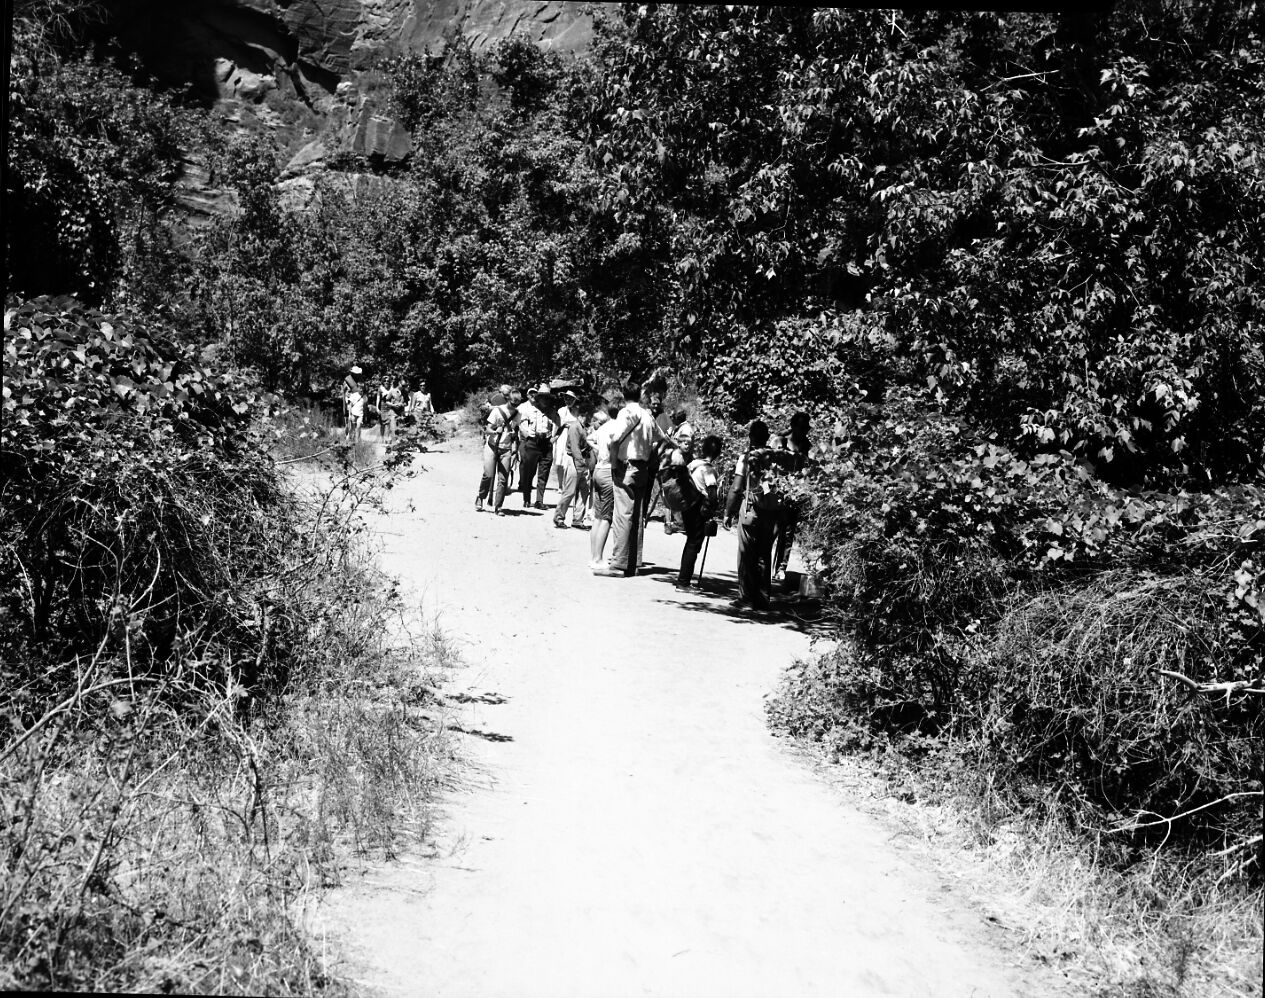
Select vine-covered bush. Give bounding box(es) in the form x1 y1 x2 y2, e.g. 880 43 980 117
2 295 299 705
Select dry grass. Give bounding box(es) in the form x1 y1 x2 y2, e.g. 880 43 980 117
811 740 1265 998
0 473 458 994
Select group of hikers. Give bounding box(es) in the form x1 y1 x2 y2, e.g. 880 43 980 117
476 378 811 612
341 365 434 442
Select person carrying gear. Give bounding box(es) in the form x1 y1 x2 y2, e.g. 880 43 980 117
663 408 695 535
773 411 812 582
723 420 792 611
516 383 555 509
675 433 722 590
477 385 519 514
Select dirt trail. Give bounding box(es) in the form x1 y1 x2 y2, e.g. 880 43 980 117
311 430 1050 998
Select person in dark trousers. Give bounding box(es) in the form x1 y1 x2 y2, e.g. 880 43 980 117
675 434 721 590
773 411 812 581
516 384 555 509
723 419 790 611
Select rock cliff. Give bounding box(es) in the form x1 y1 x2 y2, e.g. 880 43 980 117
104 0 594 227
107 0 593 168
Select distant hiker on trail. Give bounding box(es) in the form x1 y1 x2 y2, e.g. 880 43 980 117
379 379 405 442
675 433 721 591
552 394 591 530
342 364 362 429
599 381 673 578
724 419 791 611
407 380 435 418
774 410 812 582
477 385 518 514
516 384 555 510
586 405 618 570
345 386 365 443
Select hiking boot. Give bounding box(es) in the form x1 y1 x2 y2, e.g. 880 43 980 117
533 500 546 510
553 519 567 529
475 498 485 512
495 508 506 517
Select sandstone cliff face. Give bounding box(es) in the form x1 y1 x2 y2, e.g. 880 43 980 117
110 1 593 224
110 0 592 150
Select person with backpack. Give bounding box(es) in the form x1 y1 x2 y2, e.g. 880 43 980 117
773 411 813 582
675 434 722 590
477 385 519 514
723 419 791 611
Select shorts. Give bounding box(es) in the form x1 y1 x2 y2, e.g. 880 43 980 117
592 466 614 522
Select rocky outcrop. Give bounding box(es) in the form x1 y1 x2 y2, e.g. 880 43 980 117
101 1 594 220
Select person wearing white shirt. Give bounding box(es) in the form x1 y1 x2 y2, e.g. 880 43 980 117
516 384 555 509
599 381 672 577
407 381 434 417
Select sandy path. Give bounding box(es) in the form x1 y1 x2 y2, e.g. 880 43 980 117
312 430 1049 998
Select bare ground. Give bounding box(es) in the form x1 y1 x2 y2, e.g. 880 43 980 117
307 429 1070 998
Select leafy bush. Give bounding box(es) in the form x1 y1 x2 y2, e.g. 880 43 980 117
769 381 1263 866
1 295 449 991
6 5 193 306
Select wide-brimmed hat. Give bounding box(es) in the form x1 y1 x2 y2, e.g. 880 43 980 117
488 390 507 406
535 382 552 396
350 365 363 375
498 383 513 397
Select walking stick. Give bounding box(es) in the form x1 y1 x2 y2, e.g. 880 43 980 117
695 532 711 586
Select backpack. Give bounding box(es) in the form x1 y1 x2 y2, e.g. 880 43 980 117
656 459 706 514
744 447 787 515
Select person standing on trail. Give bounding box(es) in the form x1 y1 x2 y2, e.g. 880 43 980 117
342 364 362 430
723 419 790 610
586 405 618 569
345 386 365 443
516 384 555 510
675 433 721 590
477 385 518 514
552 396 591 529
773 410 812 582
407 380 435 419
600 382 673 577
379 378 405 442
643 387 670 527
663 408 695 536
551 389 579 519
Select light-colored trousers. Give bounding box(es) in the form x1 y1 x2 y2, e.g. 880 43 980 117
609 459 648 575
554 456 590 523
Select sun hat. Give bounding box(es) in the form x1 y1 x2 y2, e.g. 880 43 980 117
350 365 363 375
488 390 507 406
535 382 552 396
498 383 513 396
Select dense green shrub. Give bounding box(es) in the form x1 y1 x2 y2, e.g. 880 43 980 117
6 5 194 307
1 294 446 991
